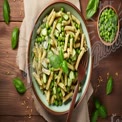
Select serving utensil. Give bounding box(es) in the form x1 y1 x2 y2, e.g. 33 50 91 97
66 50 89 122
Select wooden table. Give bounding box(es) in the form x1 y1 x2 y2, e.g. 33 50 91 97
0 0 122 122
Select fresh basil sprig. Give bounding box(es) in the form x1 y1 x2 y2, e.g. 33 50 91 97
91 98 107 122
86 0 99 19
3 0 10 24
106 76 113 95
13 78 26 94
48 49 69 74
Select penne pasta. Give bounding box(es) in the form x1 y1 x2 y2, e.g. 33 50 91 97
46 72 53 90
63 92 73 103
32 72 42 86
72 15 80 25
80 33 85 50
64 26 75 32
64 34 69 51
75 47 85 70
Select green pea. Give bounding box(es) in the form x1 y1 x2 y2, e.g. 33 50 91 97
11 27 19 49
61 7 64 12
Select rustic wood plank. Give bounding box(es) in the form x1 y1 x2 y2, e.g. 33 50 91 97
0 0 24 21
89 47 122 121
0 115 46 122
0 22 39 116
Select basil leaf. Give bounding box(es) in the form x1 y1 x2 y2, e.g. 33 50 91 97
106 76 113 95
11 27 19 49
13 78 26 94
94 98 101 109
48 51 62 69
91 110 99 122
3 0 10 24
86 0 99 19
98 105 107 118
61 60 69 74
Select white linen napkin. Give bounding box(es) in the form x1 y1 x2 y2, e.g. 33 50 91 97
16 0 93 122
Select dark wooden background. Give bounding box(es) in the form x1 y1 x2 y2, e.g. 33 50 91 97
0 0 122 122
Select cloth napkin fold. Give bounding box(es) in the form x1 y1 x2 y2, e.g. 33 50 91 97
16 0 93 122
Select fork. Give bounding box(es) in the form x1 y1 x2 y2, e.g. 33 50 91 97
66 50 89 122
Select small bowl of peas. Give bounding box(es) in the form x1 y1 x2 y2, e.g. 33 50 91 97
97 5 119 46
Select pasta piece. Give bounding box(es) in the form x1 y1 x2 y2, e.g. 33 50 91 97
64 53 69 59
74 43 80 48
72 15 80 25
51 20 57 35
57 69 63 83
46 72 53 90
32 72 42 86
75 47 85 70
64 26 75 32
64 34 69 51
55 11 62 17
50 35 57 47
42 68 50 75
41 49 46 60
67 62 75 70
36 26 41 34
61 89 65 97
69 38 73 54
49 11 56 26
46 9 54 25
50 95 55 104
80 33 85 50
46 90 51 104
64 74 68 86
38 48 42 70
66 31 75 37
51 47 59 55
62 19 70 25
63 92 73 103
75 29 80 41
58 83 67 92
67 48 70 57
32 57 36 69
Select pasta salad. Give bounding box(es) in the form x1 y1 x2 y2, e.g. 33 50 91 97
32 8 87 106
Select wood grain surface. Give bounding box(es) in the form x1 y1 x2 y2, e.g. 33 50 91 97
0 0 122 122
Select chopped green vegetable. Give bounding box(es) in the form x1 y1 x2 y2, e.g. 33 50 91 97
3 0 10 24
13 78 26 94
11 27 19 49
41 28 47 36
63 14 69 20
69 71 75 80
86 0 99 19
106 76 113 95
61 7 64 12
56 23 62 32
